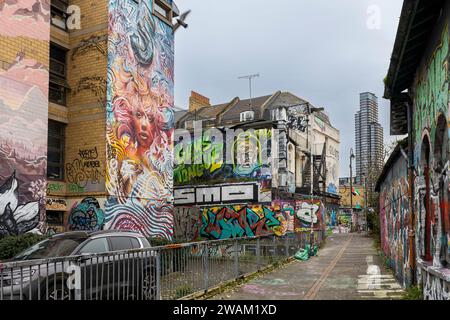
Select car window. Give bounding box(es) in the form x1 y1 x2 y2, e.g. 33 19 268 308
13 238 86 260
109 237 134 251
139 237 151 248
130 238 141 249
78 238 109 254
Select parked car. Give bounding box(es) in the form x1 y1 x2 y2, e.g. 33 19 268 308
0 230 157 300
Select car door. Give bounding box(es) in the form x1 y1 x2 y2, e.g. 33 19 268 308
76 237 110 299
107 236 136 299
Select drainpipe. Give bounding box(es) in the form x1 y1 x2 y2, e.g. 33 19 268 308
406 95 416 285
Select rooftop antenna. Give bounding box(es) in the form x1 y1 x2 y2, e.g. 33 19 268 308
238 73 259 107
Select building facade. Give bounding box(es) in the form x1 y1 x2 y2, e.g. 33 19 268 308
172 91 341 242
355 92 384 188
382 0 450 300
0 0 179 240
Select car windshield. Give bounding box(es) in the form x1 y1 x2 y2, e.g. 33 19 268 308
13 237 86 261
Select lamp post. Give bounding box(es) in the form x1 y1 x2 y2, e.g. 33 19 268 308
349 148 355 232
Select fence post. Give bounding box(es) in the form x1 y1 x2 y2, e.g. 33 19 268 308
285 235 290 258
156 250 161 300
202 244 209 292
256 237 261 269
234 239 239 278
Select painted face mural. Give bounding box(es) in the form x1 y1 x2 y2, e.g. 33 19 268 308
105 0 174 239
68 197 105 231
174 129 272 185
0 0 50 236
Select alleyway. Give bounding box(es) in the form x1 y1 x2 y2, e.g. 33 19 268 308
210 233 404 300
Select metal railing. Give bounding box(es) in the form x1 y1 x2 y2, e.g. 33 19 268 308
0 230 324 300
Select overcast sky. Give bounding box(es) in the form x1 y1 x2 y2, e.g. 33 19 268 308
174 0 404 177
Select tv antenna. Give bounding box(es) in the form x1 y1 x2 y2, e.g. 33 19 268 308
238 73 259 107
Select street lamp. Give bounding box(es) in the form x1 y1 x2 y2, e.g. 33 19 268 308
349 148 355 232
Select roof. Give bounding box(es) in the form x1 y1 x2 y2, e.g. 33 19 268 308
375 138 408 192
384 0 447 98
219 94 275 122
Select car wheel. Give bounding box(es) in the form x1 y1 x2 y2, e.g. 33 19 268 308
44 282 71 301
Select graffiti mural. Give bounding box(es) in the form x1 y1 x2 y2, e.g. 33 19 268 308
0 0 50 236
174 129 272 185
378 153 411 287
294 200 325 231
68 197 105 231
199 205 284 240
173 206 199 242
105 0 175 239
414 27 449 144
412 24 450 297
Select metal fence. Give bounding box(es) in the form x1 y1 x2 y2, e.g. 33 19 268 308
0 230 324 300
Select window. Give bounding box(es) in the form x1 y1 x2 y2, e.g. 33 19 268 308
153 0 173 25
51 0 69 30
79 238 109 254
49 43 68 106
240 111 255 122
47 120 65 180
109 237 134 251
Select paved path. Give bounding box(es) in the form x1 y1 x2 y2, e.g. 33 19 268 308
210 233 404 300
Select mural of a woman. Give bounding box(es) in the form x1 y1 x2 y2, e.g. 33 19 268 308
105 0 175 239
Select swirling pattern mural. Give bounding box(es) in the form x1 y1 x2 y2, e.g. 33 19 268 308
105 0 174 239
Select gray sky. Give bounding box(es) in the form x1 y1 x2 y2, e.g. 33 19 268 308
174 0 404 177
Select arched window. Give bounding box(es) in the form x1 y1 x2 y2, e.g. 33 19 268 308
420 135 432 261
433 114 449 266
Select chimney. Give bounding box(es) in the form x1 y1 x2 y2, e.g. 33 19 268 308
189 91 211 112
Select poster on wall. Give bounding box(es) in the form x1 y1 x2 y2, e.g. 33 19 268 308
105 0 175 239
0 1 50 236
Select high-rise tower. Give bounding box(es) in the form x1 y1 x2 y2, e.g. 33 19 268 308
354 92 384 188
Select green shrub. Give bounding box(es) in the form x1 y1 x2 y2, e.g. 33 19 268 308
0 233 48 261
402 286 423 300
174 284 193 299
147 237 173 247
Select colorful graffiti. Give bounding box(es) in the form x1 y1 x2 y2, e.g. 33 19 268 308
0 0 50 236
199 205 284 240
174 129 272 185
105 0 174 239
412 24 450 297
414 27 449 143
68 197 105 231
294 200 324 230
378 153 411 287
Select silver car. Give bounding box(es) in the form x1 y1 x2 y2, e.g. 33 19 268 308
0 230 157 300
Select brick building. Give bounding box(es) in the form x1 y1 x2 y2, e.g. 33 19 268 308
0 0 179 239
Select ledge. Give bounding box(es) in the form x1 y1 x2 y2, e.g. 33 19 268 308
417 258 450 282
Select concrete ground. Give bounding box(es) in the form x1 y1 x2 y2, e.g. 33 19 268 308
209 233 405 300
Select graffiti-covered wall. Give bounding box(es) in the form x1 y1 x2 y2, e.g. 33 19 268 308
174 199 326 241
106 0 175 239
378 152 411 287
0 1 50 236
174 128 272 185
412 15 450 298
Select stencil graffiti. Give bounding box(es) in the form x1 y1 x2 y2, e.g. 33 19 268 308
105 0 174 239
68 197 105 231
